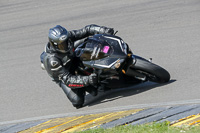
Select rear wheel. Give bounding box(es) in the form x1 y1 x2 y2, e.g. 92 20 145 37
131 56 170 83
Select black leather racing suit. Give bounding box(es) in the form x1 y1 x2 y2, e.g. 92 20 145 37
41 24 114 107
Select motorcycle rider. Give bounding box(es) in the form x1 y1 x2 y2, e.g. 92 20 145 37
40 24 114 108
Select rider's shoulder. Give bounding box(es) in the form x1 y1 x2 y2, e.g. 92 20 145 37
44 55 62 70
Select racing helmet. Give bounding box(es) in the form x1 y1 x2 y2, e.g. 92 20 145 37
48 25 73 53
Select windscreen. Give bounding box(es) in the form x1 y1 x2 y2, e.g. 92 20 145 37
80 40 113 61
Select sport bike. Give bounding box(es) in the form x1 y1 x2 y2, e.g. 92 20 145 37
75 34 170 91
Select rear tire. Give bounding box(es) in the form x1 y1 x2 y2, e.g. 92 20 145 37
132 56 170 83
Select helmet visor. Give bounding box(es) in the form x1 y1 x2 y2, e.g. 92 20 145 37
57 41 72 53
58 41 67 51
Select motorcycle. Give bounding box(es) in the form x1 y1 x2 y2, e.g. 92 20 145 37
75 34 170 91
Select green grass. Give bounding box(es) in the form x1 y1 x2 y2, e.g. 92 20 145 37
77 122 200 133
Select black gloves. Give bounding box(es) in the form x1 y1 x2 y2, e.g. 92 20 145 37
106 28 114 35
88 73 98 86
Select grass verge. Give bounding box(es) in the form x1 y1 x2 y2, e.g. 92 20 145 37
77 122 200 133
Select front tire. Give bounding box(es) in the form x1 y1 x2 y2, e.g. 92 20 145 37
131 56 170 83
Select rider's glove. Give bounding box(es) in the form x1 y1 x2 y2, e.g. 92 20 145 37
88 73 98 86
106 28 114 35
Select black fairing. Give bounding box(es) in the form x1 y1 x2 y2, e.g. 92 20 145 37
75 34 128 73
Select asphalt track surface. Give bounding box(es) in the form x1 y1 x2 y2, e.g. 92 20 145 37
0 0 200 125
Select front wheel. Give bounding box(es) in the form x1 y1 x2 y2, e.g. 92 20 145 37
131 56 170 83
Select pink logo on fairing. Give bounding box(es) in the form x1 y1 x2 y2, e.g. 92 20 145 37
102 46 110 53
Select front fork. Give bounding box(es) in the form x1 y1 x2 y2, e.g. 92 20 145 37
122 54 147 81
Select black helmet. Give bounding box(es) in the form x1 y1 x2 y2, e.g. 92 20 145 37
48 25 73 53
